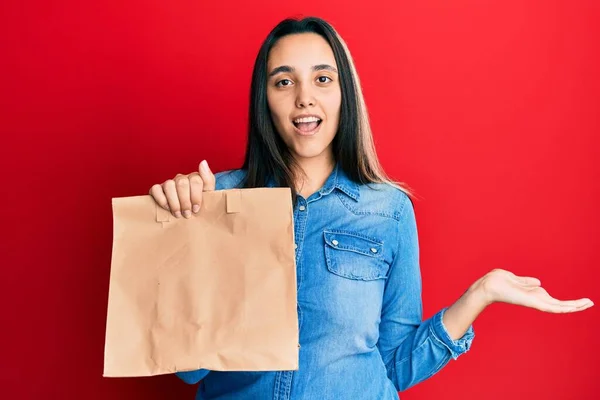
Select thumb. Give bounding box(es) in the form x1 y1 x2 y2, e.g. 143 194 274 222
518 276 541 286
199 160 216 191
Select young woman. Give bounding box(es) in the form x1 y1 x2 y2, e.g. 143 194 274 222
148 16 593 400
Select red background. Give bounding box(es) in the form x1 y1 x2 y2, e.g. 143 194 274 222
1 0 599 399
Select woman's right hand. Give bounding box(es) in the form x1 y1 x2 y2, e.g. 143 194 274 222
149 160 216 219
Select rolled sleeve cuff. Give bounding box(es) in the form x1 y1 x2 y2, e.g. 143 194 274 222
430 307 475 360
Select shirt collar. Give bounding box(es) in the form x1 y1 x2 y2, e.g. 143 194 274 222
318 162 361 201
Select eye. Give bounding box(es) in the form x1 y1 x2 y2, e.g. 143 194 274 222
317 76 332 83
276 79 292 87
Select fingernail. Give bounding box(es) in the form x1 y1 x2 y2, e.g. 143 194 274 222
164 204 170 210
193 204 200 213
174 211 181 218
201 160 210 174
183 210 191 219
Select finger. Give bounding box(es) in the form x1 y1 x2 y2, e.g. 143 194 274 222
558 301 594 313
535 296 593 313
535 288 593 307
162 179 182 218
555 298 593 308
531 288 583 306
149 184 170 210
568 306 592 313
571 302 594 312
533 299 576 313
188 172 204 213
199 160 216 192
175 176 193 219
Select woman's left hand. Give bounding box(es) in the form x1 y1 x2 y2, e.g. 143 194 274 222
475 268 594 313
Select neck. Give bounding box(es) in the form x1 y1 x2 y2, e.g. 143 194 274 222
293 153 336 198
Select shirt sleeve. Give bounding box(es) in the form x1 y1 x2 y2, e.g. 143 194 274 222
175 369 210 384
376 193 475 392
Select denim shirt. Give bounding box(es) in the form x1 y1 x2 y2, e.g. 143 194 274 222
176 162 475 399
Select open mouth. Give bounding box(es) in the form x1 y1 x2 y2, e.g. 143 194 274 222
292 119 322 134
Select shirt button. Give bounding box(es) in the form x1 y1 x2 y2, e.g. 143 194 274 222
370 248 378 253
332 240 339 246
299 205 306 211
294 243 298 249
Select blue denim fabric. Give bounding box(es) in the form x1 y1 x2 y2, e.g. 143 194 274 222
176 162 474 399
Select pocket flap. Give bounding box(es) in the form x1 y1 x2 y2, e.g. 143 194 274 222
323 230 383 258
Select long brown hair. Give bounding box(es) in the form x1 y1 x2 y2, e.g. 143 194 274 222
241 16 415 205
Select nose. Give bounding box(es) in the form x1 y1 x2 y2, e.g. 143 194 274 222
295 82 316 108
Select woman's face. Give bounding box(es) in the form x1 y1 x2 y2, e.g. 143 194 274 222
266 33 341 164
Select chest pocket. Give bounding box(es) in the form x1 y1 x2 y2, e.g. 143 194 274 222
323 229 389 281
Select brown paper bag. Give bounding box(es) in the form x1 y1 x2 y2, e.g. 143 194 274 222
103 188 299 377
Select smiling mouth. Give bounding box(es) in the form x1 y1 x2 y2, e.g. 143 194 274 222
292 119 322 134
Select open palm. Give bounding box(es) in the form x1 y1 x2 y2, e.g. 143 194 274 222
480 269 593 313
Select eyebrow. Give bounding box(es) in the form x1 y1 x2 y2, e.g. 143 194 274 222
268 64 338 78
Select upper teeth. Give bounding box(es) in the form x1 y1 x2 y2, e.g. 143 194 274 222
294 116 321 123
